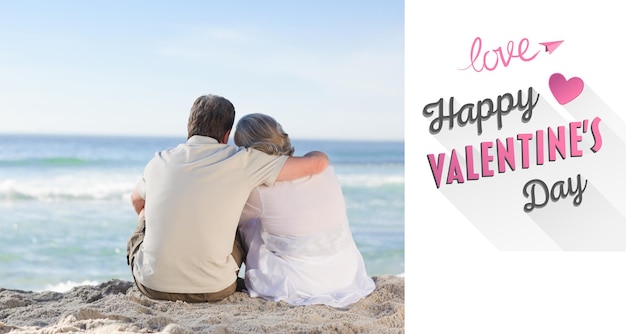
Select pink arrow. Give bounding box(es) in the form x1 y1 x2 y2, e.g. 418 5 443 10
539 40 564 54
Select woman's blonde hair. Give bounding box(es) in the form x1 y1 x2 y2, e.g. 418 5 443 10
234 113 295 156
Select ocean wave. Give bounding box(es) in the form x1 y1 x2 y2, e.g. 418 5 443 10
0 157 127 168
0 176 136 202
0 171 403 201
333 160 404 166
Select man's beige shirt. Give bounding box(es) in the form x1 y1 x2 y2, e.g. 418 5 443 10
133 135 288 293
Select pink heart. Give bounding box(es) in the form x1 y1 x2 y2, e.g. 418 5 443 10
549 73 584 105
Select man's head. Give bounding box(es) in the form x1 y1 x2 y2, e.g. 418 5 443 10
187 94 235 143
234 113 295 156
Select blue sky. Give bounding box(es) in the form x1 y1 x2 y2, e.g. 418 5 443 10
0 1 403 140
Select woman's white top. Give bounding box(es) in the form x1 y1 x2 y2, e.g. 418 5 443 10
238 166 375 307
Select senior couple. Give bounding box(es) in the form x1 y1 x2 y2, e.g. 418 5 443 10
126 94 374 307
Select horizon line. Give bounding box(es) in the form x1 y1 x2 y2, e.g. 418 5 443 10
0 131 405 143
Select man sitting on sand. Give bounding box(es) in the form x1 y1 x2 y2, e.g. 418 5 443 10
126 94 328 302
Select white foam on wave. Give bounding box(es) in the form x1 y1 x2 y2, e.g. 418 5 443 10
42 280 99 292
0 173 138 202
337 174 404 188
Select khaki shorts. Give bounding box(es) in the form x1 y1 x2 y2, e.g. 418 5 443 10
126 210 245 302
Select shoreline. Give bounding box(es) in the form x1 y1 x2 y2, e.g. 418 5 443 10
0 275 404 333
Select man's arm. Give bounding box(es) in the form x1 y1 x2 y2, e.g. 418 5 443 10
131 185 145 215
276 151 329 182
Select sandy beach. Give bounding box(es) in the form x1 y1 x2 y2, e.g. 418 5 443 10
0 275 404 333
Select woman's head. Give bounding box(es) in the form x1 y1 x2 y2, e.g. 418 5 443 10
234 113 295 156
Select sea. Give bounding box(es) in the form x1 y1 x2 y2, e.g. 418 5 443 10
0 134 404 292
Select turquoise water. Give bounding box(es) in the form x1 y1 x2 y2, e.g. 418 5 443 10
0 134 404 291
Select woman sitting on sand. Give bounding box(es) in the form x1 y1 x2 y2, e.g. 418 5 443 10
234 113 375 307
